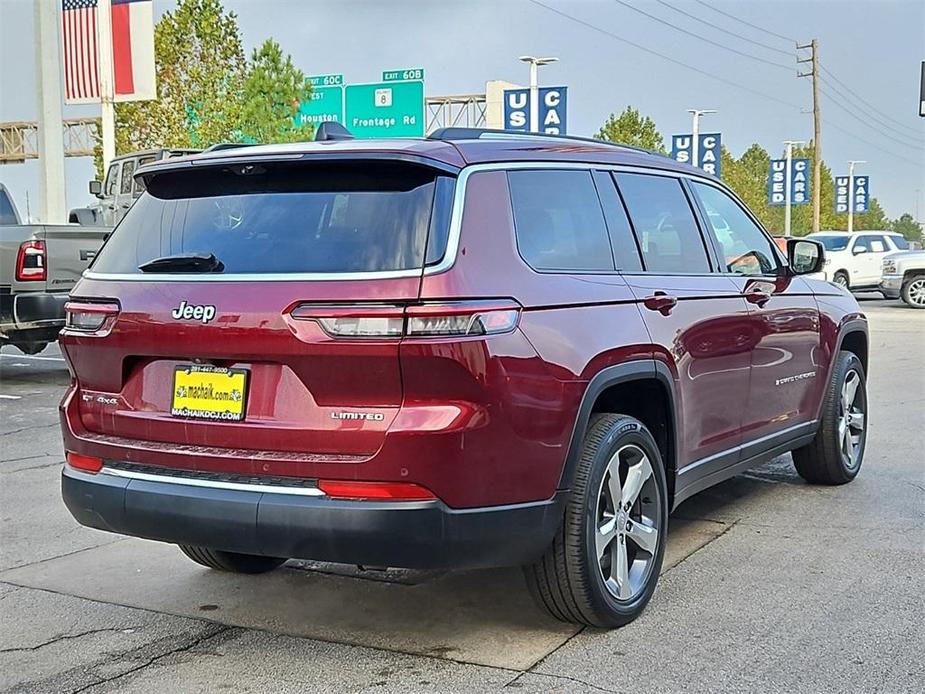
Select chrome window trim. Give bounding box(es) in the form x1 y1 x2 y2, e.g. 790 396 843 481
100 466 327 497
83 160 726 283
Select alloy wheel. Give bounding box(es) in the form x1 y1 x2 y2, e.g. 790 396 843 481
595 444 661 601
906 278 925 307
839 369 866 470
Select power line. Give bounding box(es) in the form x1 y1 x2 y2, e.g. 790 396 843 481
820 75 924 144
654 0 794 58
693 0 795 44
820 63 924 139
526 0 804 111
820 85 922 150
612 0 794 72
823 116 923 168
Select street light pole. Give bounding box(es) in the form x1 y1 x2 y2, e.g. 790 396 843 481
686 108 716 168
847 160 865 234
783 140 805 238
519 56 558 133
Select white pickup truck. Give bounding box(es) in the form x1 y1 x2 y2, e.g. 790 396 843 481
807 230 912 291
1 184 110 353
881 250 925 309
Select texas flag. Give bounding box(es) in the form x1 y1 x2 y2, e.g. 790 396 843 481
61 0 156 104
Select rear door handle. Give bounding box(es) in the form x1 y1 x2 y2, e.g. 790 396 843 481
643 293 678 315
745 290 771 307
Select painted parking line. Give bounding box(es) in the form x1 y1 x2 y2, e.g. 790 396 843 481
0 354 65 362
0 394 22 400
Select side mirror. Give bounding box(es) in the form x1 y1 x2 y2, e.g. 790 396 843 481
88 180 102 197
852 246 867 255
787 238 825 275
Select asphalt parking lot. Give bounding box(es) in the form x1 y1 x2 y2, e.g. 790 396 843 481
1 295 922 693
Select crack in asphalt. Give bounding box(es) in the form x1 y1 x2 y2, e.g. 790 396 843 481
0 422 59 437
505 669 620 692
0 627 142 654
661 519 739 578
68 625 237 694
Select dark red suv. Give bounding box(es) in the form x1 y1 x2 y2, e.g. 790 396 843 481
60 128 868 628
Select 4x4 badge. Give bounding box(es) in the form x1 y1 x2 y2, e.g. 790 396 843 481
171 300 216 324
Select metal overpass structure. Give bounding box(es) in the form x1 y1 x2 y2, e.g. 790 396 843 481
0 118 100 163
0 92 492 164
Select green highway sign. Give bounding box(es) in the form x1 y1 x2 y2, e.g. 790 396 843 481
306 74 343 87
345 80 425 138
382 68 424 82
297 76 345 127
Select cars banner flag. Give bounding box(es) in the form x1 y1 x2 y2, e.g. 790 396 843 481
62 0 156 104
768 158 810 205
834 176 871 213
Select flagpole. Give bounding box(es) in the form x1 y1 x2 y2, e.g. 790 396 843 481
35 0 67 223
97 0 115 171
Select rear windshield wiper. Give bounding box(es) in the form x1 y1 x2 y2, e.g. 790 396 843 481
138 253 225 273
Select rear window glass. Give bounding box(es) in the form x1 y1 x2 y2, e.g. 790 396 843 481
508 169 614 272
91 161 455 275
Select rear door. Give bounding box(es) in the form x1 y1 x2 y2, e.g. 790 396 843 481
612 171 752 468
65 158 456 463
689 180 822 443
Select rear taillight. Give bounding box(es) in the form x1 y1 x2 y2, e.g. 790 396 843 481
15 240 46 281
290 304 405 338
64 301 120 333
290 301 520 339
317 480 436 501
405 301 520 337
66 451 103 473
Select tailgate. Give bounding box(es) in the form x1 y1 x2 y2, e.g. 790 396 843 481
34 224 109 292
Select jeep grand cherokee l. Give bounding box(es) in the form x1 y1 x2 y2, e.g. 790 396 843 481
59 128 868 628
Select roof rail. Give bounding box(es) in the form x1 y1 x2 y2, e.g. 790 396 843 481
427 127 657 155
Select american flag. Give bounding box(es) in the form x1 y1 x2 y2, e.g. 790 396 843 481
61 0 99 102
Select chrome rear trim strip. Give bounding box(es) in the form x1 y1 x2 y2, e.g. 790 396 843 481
100 466 327 497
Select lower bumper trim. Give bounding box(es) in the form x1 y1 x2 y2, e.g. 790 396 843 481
62 466 565 570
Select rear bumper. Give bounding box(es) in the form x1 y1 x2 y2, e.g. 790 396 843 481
879 274 902 298
0 290 67 339
61 465 565 570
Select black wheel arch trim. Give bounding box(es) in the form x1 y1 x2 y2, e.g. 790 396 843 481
556 359 679 494
833 317 869 370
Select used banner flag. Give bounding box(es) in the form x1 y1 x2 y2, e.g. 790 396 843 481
61 0 155 104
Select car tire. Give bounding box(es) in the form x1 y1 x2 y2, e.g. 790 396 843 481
524 414 668 628
833 271 849 290
792 351 867 485
178 545 287 574
900 276 925 309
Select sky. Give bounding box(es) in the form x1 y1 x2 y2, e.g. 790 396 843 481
1 0 923 222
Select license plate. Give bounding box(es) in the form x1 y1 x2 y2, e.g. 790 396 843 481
171 365 248 422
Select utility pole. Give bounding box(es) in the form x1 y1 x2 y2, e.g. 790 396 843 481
687 108 716 168
34 0 67 223
798 39 822 233
846 160 865 234
519 56 558 133
783 140 805 238
97 0 116 171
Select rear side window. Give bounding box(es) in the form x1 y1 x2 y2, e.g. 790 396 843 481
508 169 614 271
91 161 455 275
891 235 910 250
615 173 711 273
120 160 136 194
593 171 643 272
133 156 156 194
